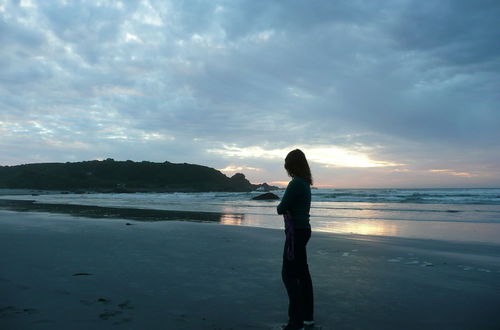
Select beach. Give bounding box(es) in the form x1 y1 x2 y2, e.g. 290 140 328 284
1 210 500 329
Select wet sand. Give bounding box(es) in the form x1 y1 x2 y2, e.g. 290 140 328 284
0 199 241 223
1 210 500 329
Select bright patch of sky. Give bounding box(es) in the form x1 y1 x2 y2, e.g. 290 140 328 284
210 145 400 168
1 0 499 187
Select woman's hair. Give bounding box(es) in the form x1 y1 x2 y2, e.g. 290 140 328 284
284 149 313 185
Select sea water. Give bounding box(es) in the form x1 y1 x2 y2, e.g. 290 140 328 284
2 188 500 244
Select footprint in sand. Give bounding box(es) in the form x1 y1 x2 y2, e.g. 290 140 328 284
98 299 134 323
405 260 420 265
97 297 111 304
0 306 17 315
388 257 429 265
477 268 492 273
341 249 360 257
118 301 134 310
72 272 92 276
0 306 37 317
81 297 112 306
392 258 433 267
99 309 123 320
79 298 133 323
175 314 189 323
459 265 494 273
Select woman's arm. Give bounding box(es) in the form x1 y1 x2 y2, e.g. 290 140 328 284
277 180 295 215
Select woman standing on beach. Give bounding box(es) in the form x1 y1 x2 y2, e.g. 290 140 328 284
277 149 314 330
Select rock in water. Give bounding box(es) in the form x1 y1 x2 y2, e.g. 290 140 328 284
252 193 280 200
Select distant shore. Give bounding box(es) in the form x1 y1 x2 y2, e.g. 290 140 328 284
0 159 281 193
1 210 500 329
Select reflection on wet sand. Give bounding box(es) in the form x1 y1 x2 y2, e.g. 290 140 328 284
315 220 400 237
313 218 500 244
314 206 403 237
219 213 245 226
2 198 500 244
0 199 245 224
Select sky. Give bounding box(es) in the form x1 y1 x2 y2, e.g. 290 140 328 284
1 0 499 188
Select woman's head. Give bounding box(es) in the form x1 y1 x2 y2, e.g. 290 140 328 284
284 149 313 185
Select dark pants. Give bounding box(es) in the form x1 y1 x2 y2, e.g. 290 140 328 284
282 228 314 327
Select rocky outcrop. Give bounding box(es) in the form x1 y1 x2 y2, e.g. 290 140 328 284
252 192 280 200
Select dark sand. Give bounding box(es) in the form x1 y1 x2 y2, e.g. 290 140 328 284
1 210 500 329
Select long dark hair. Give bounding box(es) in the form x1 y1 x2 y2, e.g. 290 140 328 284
284 149 313 185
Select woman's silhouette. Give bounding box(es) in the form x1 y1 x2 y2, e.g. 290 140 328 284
277 149 314 330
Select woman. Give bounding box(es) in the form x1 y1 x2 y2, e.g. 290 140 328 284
277 149 314 330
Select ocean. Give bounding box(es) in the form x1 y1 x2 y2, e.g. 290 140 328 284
2 188 500 244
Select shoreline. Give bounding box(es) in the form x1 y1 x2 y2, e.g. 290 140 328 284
2 198 500 245
1 210 500 329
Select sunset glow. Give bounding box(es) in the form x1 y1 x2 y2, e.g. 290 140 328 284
210 145 400 168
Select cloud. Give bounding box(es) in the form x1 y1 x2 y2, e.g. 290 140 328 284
0 0 499 187
428 169 476 178
390 1 500 67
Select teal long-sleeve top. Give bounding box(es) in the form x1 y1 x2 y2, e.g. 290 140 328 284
277 176 311 229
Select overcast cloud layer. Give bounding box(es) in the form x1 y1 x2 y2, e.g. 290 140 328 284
1 0 499 187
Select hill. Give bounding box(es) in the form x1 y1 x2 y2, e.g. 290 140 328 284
0 159 256 192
